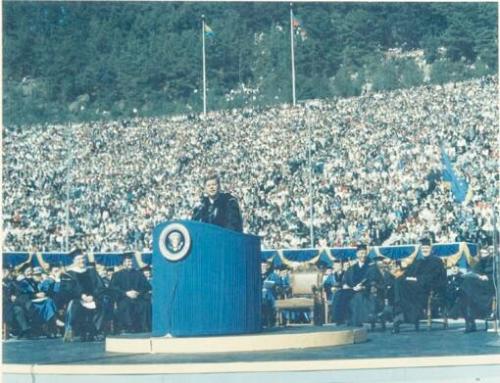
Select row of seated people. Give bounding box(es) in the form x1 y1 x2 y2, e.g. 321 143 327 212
2 250 152 341
4 241 495 339
262 239 496 333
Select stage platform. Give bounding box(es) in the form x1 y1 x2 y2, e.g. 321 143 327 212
3 322 500 383
106 324 367 353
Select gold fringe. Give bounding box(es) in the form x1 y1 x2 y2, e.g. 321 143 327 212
438 242 476 267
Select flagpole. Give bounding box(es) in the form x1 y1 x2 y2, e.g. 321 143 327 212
308 118 314 248
202 15 207 116
64 123 72 252
289 3 296 107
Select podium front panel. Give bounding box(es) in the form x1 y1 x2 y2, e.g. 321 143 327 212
152 220 262 337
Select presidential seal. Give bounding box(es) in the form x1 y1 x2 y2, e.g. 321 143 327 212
159 223 191 262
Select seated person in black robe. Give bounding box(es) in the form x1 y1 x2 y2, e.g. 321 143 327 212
331 243 371 326
445 264 464 319
322 266 335 305
329 260 345 295
141 265 153 332
60 251 106 341
392 237 446 333
110 255 152 334
350 250 385 327
261 261 280 327
459 246 495 332
192 170 243 232
3 267 32 338
12 264 61 337
366 256 390 329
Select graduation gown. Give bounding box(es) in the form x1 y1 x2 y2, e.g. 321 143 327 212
445 272 464 318
3 277 31 333
349 263 385 326
15 277 57 325
394 255 446 323
60 265 106 335
192 192 243 232
332 262 369 325
110 268 152 332
322 273 336 301
261 271 281 327
460 257 495 319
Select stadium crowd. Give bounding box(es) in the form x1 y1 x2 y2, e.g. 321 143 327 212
3 76 498 253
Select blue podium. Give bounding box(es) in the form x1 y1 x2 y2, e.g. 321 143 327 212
152 220 262 337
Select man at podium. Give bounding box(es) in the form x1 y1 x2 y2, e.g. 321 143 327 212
192 171 243 232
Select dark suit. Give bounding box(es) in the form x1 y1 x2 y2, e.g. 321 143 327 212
192 192 243 232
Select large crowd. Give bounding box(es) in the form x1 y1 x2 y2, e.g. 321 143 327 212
2 76 498 253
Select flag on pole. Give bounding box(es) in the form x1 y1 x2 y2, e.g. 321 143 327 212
440 144 470 204
204 23 214 38
292 15 307 39
292 16 301 29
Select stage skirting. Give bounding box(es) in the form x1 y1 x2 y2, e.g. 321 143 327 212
2 242 477 270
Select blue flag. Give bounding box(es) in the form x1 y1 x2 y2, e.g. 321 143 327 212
440 144 469 203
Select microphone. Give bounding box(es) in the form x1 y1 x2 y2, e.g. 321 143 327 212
192 198 205 220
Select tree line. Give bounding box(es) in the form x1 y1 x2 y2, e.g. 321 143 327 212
3 1 498 126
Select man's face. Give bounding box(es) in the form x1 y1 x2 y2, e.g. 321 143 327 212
123 258 133 270
205 179 220 199
356 249 367 263
24 267 33 278
421 245 432 257
97 266 106 278
74 255 86 268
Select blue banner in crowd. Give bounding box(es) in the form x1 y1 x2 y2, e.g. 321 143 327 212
441 144 469 203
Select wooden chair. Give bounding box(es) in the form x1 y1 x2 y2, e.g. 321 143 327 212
426 289 448 330
275 269 324 326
